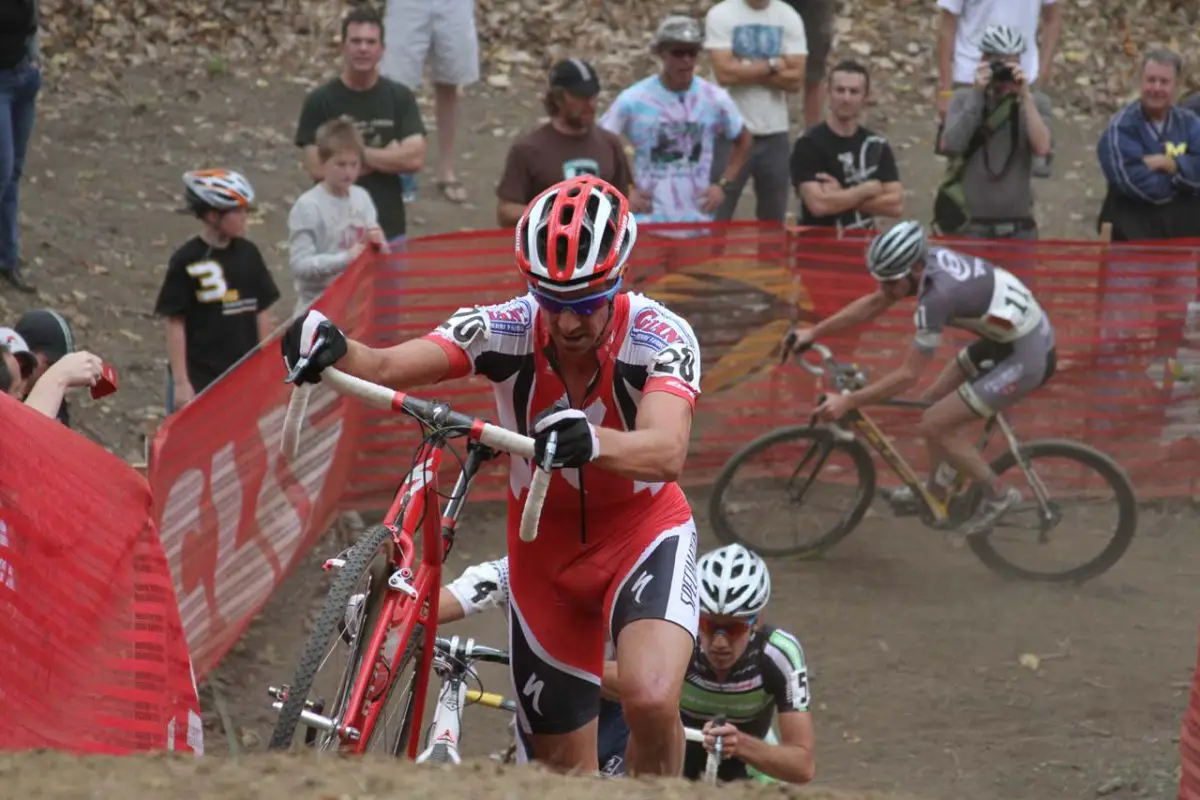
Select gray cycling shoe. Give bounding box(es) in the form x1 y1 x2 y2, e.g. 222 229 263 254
960 487 1022 538
882 485 920 516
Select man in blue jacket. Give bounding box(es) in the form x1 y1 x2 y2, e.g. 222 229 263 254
1096 48 1200 241
1094 48 1200 435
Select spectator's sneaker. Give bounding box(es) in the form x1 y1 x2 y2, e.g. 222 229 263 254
960 487 1022 538
882 485 921 516
0 268 35 294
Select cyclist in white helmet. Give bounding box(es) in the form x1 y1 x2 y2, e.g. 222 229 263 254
679 544 815 785
782 219 1057 537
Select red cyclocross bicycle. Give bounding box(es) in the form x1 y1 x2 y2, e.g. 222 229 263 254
266 338 555 758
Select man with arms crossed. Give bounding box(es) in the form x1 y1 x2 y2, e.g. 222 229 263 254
790 59 903 232
705 0 807 224
783 220 1057 537
283 175 700 776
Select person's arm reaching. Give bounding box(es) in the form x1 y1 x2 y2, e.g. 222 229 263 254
807 290 897 340
734 712 816 784
23 351 105 419
940 87 986 155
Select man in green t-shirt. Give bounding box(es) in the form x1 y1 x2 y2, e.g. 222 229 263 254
294 7 427 244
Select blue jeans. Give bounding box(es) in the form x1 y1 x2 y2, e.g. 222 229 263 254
0 62 41 272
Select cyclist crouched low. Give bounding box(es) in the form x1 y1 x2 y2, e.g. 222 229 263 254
682 545 815 784
784 220 1056 537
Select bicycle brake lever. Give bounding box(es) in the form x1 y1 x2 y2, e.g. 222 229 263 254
537 430 558 472
283 333 327 384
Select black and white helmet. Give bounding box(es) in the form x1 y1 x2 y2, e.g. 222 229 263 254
183 169 255 213
866 220 927 281
979 24 1027 57
697 544 771 618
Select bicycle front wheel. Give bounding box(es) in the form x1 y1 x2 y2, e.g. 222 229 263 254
268 524 424 754
708 426 877 558
969 439 1138 584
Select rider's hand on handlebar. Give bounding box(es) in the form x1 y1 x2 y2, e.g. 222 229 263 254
532 406 599 468
282 309 348 385
780 326 814 363
814 391 852 422
702 720 741 757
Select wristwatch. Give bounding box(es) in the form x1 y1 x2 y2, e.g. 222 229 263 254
717 177 733 193
767 57 781 75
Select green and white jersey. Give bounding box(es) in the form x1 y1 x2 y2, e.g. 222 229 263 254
680 624 810 739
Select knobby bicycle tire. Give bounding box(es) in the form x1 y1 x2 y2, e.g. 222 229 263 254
269 524 398 751
708 425 877 558
969 439 1138 584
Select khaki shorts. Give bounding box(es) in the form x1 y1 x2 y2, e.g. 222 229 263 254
381 0 480 87
794 0 836 83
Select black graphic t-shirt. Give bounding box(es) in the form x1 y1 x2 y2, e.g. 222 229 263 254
295 77 427 240
789 122 900 230
155 236 281 392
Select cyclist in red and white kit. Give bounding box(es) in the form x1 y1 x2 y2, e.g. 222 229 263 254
282 175 701 777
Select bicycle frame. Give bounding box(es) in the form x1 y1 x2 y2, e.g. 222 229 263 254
275 364 552 757
796 344 1049 526
416 637 511 765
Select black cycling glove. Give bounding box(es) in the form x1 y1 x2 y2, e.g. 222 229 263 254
281 309 348 385
533 407 600 468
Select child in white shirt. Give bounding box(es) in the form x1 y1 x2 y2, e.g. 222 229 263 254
287 116 385 316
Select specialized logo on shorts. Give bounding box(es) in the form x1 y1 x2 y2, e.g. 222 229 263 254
631 571 654 604
680 530 699 613
523 673 545 716
486 299 534 337
601 754 624 776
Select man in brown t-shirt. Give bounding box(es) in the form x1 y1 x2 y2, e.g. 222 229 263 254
495 59 633 227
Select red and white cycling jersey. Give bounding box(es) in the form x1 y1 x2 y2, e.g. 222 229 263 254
424 289 701 538
424 290 702 733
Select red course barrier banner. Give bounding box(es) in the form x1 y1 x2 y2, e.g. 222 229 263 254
1183 631 1200 799
0 393 201 754
150 223 1200 680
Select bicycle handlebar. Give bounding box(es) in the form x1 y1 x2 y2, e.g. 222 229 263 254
281 367 552 543
434 636 509 665
792 342 835 377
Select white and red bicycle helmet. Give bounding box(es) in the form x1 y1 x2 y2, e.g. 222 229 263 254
514 175 638 295
183 169 255 213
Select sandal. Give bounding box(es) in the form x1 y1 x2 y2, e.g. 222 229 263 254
436 178 469 204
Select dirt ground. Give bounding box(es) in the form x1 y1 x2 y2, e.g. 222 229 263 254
4 51 1198 800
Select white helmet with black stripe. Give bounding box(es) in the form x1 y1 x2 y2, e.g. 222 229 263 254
866 220 927 281
183 169 255 213
697 544 771 618
979 24 1027 57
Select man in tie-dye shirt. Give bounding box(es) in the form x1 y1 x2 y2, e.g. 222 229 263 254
600 16 751 231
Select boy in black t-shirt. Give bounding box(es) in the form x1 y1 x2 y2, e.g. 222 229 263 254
789 60 904 232
154 169 281 413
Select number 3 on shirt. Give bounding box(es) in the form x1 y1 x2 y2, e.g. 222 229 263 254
187 260 228 303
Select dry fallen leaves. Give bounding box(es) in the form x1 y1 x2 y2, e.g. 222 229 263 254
36 0 1200 114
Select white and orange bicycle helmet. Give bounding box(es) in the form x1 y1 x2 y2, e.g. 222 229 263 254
515 175 638 298
183 169 255 214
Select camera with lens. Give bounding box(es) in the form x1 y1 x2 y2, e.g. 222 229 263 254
989 60 1016 83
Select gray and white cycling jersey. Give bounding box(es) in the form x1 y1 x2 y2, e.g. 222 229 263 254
912 246 1046 354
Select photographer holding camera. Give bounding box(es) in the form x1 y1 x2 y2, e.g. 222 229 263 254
934 24 1052 242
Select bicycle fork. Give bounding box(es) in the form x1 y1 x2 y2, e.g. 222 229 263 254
415 656 468 764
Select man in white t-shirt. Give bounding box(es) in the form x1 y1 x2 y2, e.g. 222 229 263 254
933 0 1061 120
704 0 807 224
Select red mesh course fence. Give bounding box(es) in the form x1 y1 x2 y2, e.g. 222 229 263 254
146 223 1200 682
0 393 201 754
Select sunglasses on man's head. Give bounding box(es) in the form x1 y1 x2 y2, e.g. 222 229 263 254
531 280 622 316
699 614 758 638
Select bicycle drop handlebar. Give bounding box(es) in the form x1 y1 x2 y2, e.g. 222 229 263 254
280 366 553 543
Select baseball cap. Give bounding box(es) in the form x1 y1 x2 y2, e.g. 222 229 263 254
549 59 601 98
0 326 36 378
653 16 704 48
15 308 74 364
